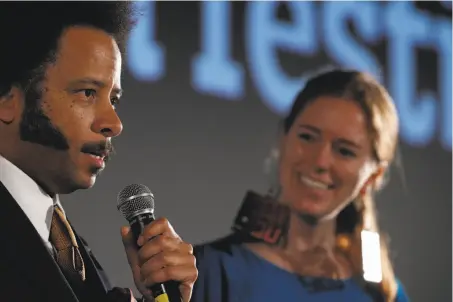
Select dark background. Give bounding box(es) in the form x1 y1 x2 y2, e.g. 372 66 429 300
62 2 451 301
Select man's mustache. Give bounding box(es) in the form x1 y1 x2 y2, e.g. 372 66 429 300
80 140 116 163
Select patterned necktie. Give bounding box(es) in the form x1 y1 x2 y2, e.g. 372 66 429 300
49 206 86 282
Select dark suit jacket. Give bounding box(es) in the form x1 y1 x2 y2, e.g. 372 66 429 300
0 182 131 302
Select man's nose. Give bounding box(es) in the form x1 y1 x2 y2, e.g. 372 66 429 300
91 103 123 138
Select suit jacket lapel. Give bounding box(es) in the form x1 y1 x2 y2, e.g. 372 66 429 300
0 182 79 302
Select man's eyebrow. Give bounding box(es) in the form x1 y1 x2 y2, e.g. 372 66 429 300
69 77 123 96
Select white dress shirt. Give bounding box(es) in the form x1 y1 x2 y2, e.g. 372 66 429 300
0 154 65 252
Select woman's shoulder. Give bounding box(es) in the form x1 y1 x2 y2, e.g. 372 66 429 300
395 278 410 302
194 233 250 265
192 234 254 302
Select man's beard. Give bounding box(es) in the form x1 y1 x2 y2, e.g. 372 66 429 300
19 84 70 150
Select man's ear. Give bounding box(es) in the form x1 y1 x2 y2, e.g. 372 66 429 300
0 86 22 124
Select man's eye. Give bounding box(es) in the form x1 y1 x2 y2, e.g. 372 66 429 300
111 97 120 107
298 133 315 142
82 89 96 98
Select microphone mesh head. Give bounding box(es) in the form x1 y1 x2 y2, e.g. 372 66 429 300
117 184 155 221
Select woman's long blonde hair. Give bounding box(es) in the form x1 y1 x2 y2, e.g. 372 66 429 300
282 69 399 301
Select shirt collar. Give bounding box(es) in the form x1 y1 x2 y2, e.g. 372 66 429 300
0 154 64 244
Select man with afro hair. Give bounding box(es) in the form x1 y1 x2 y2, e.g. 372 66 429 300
0 2 198 302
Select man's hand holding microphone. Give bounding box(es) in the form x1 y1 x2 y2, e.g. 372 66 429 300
117 184 198 302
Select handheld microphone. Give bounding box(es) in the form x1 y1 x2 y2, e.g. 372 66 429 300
117 184 180 302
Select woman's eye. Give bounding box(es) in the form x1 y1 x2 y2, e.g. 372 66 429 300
339 147 356 158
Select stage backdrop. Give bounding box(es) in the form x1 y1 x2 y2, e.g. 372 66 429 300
62 2 451 302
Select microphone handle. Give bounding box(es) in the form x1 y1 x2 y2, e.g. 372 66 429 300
129 213 182 302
